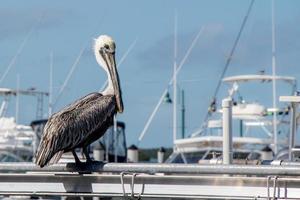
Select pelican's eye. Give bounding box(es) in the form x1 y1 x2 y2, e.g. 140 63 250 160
101 44 115 54
99 45 109 54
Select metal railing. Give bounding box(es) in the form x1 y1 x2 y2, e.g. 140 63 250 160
0 162 300 199
1 161 300 175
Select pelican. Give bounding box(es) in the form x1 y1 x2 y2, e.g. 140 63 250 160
35 35 123 167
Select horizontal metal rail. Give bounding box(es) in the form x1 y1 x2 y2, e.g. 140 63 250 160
0 162 300 198
0 173 299 199
0 162 300 176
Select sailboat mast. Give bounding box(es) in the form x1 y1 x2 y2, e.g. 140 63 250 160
15 75 20 124
271 0 278 154
173 11 178 150
48 52 53 116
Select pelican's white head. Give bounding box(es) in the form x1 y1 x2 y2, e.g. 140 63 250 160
93 35 123 113
94 35 116 70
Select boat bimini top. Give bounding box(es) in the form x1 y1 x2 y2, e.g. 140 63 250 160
222 74 297 86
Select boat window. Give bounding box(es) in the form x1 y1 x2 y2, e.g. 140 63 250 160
248 152 260 159
168 152 206 163
5 156 17 162
183 152 206 163
0 154 5 161
0 154 19 162
205 151 222 159
171 153 184 163
233 152 249 159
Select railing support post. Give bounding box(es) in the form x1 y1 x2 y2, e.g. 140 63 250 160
222 98 233 164
289 102 297 161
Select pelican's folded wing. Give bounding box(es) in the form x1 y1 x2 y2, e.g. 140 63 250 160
35 92 116 167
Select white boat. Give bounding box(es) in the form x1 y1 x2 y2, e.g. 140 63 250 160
0 88 48 162
167 74 297 163
0 117 35 162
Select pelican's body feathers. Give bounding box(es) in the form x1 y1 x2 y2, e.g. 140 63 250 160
35 92 116 167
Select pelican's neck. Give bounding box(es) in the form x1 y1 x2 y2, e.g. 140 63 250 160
102 70 114 95
95 50 114 96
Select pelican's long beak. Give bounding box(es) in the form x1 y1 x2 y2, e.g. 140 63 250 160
105 51 124 113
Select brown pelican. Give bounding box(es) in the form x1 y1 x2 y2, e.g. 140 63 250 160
35 35 123 167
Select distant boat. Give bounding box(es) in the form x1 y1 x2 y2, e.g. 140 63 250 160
0 88 48 162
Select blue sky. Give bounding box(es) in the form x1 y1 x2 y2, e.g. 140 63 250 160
0 0 300 148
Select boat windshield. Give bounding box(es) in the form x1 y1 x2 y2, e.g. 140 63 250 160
168 150 260 163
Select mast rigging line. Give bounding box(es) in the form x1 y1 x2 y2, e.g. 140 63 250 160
0 15 43 85
52 43 87 108
51 18 106 111
137 26 205 145
201 0 255 127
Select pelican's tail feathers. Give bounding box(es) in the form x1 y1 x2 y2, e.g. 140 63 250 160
35 140 61 168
